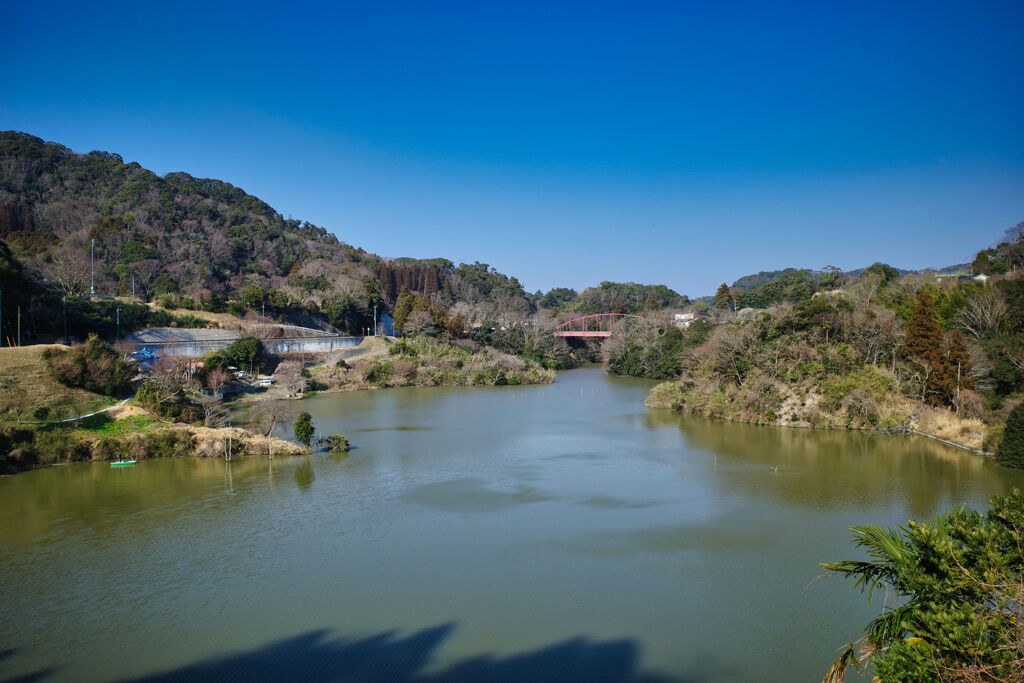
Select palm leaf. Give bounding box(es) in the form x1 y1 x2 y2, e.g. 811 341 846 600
822 644 858 683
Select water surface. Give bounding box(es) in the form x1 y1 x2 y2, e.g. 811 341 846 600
1 368 1020 682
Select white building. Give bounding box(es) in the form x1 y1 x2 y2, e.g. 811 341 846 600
674 313 697 328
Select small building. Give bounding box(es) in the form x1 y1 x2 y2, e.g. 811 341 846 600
673 312 697 329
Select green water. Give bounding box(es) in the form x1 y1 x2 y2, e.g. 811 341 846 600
1 367 1021 682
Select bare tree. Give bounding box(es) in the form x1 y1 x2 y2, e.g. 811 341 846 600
143 359 187 411
197 394 230 427
956 288 1008 339
205 367 231 396
274 360 306 397
248 401 287 438
42 245 91 296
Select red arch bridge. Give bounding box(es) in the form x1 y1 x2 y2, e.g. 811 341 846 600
553 313 645 337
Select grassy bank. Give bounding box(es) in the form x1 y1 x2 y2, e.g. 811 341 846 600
1 409 303 474
0 346 115 422
308 336 555 391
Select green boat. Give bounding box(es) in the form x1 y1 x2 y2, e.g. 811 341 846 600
110 459 137 467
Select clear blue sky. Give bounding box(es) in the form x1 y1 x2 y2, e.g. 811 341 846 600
3 1 1022 296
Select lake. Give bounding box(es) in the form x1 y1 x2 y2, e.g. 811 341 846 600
1 367 1021 682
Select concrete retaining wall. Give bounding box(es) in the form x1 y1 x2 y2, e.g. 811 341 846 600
132 336 361 357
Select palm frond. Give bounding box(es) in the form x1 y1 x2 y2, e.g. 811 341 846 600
821 525 912 600
822 644 859 683
865 603 914 647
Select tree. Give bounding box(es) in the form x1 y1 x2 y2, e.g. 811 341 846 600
293 411 314 448
43 245 91 297
956 288 1008 339
714 283 732 310
997 405 1024 468
196 393 229 428
903 291 953 405
944 330 974 410
205 367 230 396
821 490 1024 682
392 288 415 333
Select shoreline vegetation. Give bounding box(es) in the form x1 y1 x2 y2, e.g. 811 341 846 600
605 236 1024 463
0 332 561 475
1 130 1022 475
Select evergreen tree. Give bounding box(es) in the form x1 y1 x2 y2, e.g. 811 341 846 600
904 291 952 405
714 283 732 310
997 404 1024 468
392 288 415 333
293 411 315 449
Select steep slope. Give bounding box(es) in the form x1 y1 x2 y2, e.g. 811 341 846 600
0 131 530 335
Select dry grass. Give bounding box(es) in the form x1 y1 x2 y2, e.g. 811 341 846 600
0 345 112 422
184 425 305 458
913 405 987 450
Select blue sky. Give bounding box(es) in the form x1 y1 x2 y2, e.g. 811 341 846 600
3 1 1022 296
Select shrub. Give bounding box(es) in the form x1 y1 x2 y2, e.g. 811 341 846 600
43 335 135 397
127 430 195 460
32 428 90 465
820 366 895 411
293 412 314 448
996 405 1024 468
318 434 349 453
822 490 1024 681
366 360 393 384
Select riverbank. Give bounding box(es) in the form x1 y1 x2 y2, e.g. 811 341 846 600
235 336 555 406
646 377 992 454
0 408 304 475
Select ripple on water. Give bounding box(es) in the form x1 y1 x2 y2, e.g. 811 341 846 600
403 477 558 513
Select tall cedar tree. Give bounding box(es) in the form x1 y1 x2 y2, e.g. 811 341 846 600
903 290 953 406
997 404 1024 468
392 289 415 333
714 283 732 310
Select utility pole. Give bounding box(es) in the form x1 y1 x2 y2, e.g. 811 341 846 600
62 296 68 343
116 306 121 342
131 275 136 301
90 238 95 297
373 304 378 336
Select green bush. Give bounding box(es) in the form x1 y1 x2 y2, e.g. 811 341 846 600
820 366 895 410
318 434 349 453
996 405 1024 468
32 428 91 465
43 335 135 397
822 490 1024 681
366 360 393 384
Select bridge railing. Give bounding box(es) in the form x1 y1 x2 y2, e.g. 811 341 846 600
553 313 645 336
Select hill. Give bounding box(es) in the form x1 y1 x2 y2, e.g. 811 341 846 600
0 131 530 338
0 345 113 421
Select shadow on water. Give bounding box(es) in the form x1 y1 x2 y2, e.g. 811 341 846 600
99 624 714 683
0 648 57 683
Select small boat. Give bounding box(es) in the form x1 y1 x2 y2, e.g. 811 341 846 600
110 458 137 467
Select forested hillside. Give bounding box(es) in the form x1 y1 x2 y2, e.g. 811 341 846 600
0 131 530 337
642 227 1024 458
